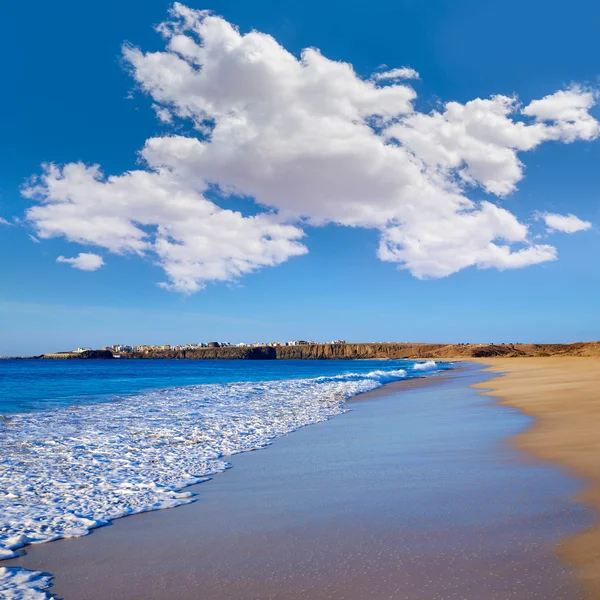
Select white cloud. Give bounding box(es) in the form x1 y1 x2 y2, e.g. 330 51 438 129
373 67 420 81
0 217 11 226
386 90 600 197
56 252 105 271
27 163 306 292
22 4 600 292
152 104 174 124
542 212 592 233
378 202 558 278
523 87 600 142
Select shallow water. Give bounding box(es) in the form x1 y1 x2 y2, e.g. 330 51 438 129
0 358 439 414
4 364 591 599
0 358 446 598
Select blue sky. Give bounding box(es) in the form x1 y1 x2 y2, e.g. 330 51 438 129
1 0 599 355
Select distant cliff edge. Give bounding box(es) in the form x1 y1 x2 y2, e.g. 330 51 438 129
106 342 600 360
38 342 600 360
41 350 115 360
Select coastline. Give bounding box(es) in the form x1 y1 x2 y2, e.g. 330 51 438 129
0 362 449 596
3 364 588 599
472 358 600 599
2 361 440 563
34 340 600 361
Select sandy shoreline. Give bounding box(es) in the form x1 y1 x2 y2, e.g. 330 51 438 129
3 363 588 599
473 358 600 599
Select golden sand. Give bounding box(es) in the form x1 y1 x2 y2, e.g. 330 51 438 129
473 358 600 599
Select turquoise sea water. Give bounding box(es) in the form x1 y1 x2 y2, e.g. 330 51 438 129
0 358 450 414
0 357 451 598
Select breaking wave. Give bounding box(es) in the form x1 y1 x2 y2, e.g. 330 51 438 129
412 360 437 371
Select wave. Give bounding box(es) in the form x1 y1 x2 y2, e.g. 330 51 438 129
0 365 441 597
315 368 407 383
412 360 437 371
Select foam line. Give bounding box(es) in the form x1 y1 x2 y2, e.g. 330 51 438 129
0 365 444 597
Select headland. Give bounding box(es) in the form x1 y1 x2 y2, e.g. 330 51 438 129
37 341 600 360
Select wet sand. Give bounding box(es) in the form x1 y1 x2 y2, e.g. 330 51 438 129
4 365 591 599
474 358 600 599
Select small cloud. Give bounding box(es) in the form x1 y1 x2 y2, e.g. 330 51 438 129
541 212 592 233
373 67 420 81
56 253 104 271
152 104 174 124
29 234 41 243
0 217 12 226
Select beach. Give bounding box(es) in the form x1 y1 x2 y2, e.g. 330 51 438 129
3 363 590 599
5 0 599 598
474 358 600 599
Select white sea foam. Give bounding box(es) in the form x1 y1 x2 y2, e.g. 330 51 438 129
412 360 437 371
0 366 423 598
0 568 53 599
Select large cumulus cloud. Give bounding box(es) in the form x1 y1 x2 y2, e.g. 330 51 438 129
23 3 598 292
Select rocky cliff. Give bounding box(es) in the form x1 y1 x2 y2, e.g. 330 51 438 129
121 341 600 360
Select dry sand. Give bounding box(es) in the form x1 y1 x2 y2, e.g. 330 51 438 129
473 358 600 599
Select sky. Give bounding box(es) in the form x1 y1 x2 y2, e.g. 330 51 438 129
1 0 600 355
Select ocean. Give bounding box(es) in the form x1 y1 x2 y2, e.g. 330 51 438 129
0 358 451 598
